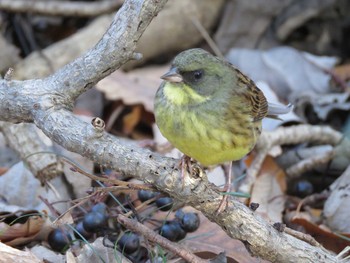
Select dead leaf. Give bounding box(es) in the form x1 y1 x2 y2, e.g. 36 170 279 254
122 105 142 135
30 244 66 263
323 165 350 233
214 0 293 53
333 63 350 82
53 211 74 226
226 47 338 102
76 237 132 263
291 213 350 253
249 156 287 223
0 212 45 246
96 66 167 113
184 207 269 263
0 242 41 263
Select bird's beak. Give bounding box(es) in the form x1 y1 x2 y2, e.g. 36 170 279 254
161 67 183 83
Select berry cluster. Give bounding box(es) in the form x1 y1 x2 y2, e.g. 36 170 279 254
47 190 200 262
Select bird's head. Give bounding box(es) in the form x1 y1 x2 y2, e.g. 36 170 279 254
161 49 232 99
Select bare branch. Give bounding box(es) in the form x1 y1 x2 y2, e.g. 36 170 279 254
0 0 123 17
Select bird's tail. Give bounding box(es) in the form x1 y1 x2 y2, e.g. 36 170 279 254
267 103 293 119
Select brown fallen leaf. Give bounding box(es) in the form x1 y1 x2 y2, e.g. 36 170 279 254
96 66 167 113
184 207 269 263
247 155 287 223
0 211 46 246
291 212 350 253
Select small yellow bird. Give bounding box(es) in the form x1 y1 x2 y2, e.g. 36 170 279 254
154 49 290 208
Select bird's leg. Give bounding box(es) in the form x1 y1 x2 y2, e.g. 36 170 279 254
217 161 233 214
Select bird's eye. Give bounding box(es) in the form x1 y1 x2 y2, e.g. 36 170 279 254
193 70 203 81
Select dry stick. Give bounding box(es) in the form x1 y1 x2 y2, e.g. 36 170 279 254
62 158 152 191
124 196 158 218
284 227 322 248
240 125 343 194
53 195 93 224
295 191 329 212
117 214 207 263
0 0 123 17
191 17 223 58
286 149 334 179
337 246 350 261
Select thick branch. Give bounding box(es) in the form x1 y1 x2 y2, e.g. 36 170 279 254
0 0 123 17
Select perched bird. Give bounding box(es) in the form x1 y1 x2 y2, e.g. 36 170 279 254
154 48 290 209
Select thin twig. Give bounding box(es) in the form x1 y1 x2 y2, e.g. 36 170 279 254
284 227 322 248
191 17 223 58
62 158 152 190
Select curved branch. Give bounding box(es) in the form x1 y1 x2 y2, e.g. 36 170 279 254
46 0 163 101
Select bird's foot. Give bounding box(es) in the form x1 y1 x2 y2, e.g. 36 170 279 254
216 187 230 215
216 162 233 214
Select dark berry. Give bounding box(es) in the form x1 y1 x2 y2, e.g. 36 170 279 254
175 209 185 220
155 197 173 211
117 232 140 254
291 180 314 198
159 221 186 241
48 228 72 252
83 211 108 232
75 221 92 239
138 190 156 202
180 212 200 232
91 202 107 215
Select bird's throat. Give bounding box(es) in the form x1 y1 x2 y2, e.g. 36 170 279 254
163 82 209 106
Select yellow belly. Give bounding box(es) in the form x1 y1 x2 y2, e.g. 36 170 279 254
156 108 255 166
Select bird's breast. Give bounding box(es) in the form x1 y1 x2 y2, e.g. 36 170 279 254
154 89 260 165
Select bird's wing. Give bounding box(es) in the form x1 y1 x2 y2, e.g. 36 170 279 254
234 68 268 122
249 84 268 122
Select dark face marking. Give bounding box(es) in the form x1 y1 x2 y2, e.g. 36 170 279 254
181 69 204 84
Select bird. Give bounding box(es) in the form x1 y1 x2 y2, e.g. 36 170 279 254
154 48 291 211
